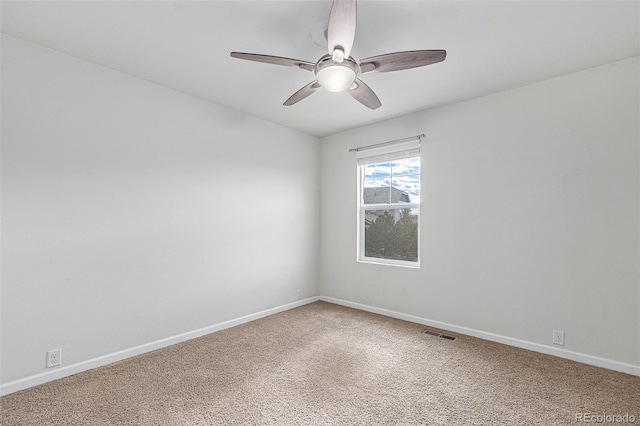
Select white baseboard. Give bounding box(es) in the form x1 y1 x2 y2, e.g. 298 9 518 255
319 296 640 377
3 294 636 396
0 296 320 396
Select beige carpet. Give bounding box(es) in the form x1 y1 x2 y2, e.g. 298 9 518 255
2 301 639 425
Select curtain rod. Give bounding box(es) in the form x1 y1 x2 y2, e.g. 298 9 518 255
348 134 425 153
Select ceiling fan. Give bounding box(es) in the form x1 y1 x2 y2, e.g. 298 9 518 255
230 0 446 110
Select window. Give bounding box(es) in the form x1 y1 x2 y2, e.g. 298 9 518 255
356 137 421 267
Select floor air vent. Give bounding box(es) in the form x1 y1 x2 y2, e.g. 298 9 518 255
422 329 456 340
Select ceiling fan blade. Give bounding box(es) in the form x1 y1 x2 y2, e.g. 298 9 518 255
359 50 446 74
230 52 315 71
327 0 357 60
348 79 381 110
283 81 322 106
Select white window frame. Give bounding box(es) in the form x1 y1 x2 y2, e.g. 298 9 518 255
355 137 421 268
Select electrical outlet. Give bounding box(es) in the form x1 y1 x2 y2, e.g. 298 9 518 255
46 349 62 368
297 289 301 299
553 330 565 346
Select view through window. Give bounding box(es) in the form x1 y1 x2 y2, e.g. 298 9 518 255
359 154 420 266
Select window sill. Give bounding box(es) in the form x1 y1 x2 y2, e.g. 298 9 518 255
357 258 420 269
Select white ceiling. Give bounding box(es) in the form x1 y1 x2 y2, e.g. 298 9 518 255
1 1 638 137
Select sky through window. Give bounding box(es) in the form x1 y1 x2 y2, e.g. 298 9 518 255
363 157 420 203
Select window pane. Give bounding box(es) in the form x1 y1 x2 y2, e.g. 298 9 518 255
364 208 418 262
391 157 420 176
391 174 420 203
363 177 391 189
364 162 390 178
363 186 391 204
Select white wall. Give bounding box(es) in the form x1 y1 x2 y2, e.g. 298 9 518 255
1 35 320 385
1 32 637 392
320 57 639 369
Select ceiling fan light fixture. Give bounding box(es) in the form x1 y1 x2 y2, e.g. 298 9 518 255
315 55 359 92
317 65 356 92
